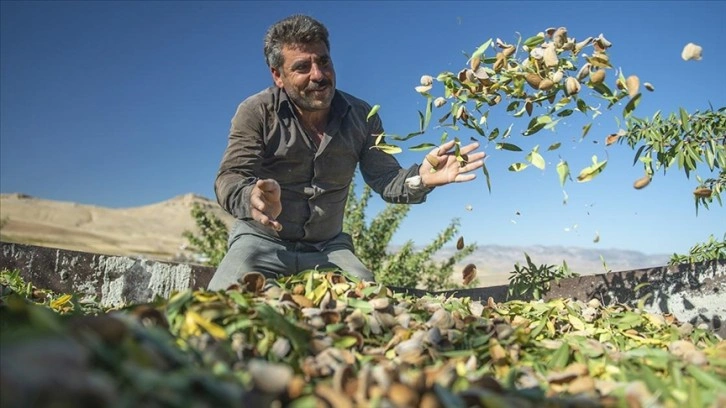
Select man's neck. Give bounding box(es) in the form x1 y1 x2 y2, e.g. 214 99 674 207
296 106 330 133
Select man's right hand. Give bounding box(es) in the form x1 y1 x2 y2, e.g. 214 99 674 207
250 179 283 231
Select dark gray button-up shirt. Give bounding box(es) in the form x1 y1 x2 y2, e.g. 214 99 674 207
215 86 433 245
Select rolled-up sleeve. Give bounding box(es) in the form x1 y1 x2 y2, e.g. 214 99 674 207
214 101 264 220
358 113 434 204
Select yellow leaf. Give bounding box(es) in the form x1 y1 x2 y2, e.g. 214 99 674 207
182 312 202 338
312 282 329 305
621 330 662 345
546 319 556 336
187 310 227 340
568 315 586 331
50 294 73 311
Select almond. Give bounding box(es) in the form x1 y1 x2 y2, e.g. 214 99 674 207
693 187 712 198
590 69 606 84
626 75 640 98
538 78 555 91
525 73 542 89
565 77 581 96
633 175 651 190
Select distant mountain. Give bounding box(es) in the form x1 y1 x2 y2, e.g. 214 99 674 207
0 193 670 286
430 245 670 286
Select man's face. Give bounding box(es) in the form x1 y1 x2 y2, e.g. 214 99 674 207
271 42 336 112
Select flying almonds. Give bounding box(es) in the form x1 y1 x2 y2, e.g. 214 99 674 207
633 175 651 189
681 43 703 61
462 264 477 285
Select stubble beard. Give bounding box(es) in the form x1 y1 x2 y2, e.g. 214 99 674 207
291 80 334 112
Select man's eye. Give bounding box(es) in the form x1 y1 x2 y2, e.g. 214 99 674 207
292 64 311 73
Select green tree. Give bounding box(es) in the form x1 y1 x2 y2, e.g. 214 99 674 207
344 181 476 290
669 234 726 266
182 203 228 267
507 255 576 300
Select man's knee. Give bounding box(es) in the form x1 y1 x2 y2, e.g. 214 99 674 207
206 233 280 290
326 250 375 282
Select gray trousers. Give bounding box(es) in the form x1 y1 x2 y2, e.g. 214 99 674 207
207 221 374 291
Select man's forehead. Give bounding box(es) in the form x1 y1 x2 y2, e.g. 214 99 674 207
282 42 330 59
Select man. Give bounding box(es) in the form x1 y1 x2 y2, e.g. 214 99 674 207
207 14 485 290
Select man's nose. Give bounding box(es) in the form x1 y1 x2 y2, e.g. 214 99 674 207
309 63 325 81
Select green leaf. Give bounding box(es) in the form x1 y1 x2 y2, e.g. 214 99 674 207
390 131 425 141
543 118 561 131
526 147 546 170
548 342 571 369
680 107 690 131
366 104 380 122
686 365 726 393
576 98 589 113
371 144 403 154
254 304 310 352
469 39 493 62
623 93 642 118
346 298 373 314
553 97 571 111
409 143 437 151
433 384 467 408
509 162 529 172
424 96 433 131
557 160 570 188
523 115 552 136
523 35 545 48
513 105 528 117
591 82 613 98
481 161 492 193
556 109 574 118
334 336 359 348
576 155 607 183
488 128 500 141
496 143 523 152
582 122 593 139
305 270 314 294
633 145 646 166
547 142 561 151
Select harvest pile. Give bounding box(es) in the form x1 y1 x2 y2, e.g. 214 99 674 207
1 269 724 407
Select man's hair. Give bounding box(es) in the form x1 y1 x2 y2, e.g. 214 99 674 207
263 15 330 69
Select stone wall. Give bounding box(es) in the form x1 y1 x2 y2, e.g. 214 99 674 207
0 242 215 308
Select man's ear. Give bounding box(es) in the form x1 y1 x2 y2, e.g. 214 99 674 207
271 67 284 88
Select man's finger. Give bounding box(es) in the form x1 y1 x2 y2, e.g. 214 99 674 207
257 179 280 193
460 142 481 155
425 153 440 168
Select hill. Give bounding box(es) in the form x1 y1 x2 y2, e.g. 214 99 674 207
0 193 235 262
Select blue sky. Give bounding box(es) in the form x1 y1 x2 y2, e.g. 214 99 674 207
1 1 724 256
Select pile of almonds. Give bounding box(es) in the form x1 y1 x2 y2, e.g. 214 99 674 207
2 270 724 407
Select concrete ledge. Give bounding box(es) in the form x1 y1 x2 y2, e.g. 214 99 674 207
1 241 723 338
0 241 215 308
431 261 725 338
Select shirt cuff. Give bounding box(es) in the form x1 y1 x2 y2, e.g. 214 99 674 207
405 175 429 192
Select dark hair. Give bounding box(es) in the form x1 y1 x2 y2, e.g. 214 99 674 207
263 15 330 69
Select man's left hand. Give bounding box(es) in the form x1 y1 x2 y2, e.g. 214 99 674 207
419 140 486 187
